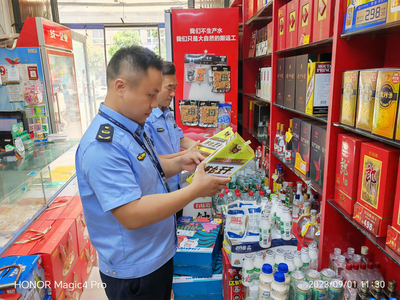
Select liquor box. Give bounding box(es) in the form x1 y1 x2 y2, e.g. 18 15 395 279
391 160 400 233
278 5 287 51
0 255 47 300
356 70 378 132
354 202 392 237
298 0 314 45
305 62 331 116
222 249 245 300
55 264 83 300
296 54 319 112
267 23 273 55
310 124 327 189
261 67 272 101
295 120 314 175
37 196 75 221
292 118 303 158
284 56 296 109
313 0 335 42
78 240 97 283
357 142 400 219
340 71 359 127
386 225 400 256
334 134 368 215
387 0 400 23
276 58 286 106
371 69 400 139
287 0 299 49
174 217 222 277
254 102 270 135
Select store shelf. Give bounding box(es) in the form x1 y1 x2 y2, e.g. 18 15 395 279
272 151 323 196
275 38 333 55
239 120 269 147
327 200 400 267
230 0 242 7
244 93 271 103
244 53 272 61
332 123 400 148
244 1 273 26
273 103 328 124
341 20 400 39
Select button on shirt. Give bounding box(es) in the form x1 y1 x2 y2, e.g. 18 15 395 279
146 107 184 192
75 104 177 279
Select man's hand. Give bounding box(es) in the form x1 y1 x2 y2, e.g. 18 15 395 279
186 140 210 157
181 151 205 171
190 161 231 197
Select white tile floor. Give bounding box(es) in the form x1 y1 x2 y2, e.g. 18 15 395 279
81 267 108 300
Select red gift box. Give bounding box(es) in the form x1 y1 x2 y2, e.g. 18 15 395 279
287 0 299 49
78 240 97 283
222 249 244 300
37 196 75 222
298 0 313 45
357 142 400 218
386 225 400 255
391 160 400 233
353 202 392 237
0 294 22 300
334 134 368 215
312 0 334 42
55 265 83 300
278 5 287 51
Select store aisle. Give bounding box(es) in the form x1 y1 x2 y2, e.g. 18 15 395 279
81 267 107 300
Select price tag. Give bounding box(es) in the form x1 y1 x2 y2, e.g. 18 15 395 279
303 35 310 45
286 132 293 143
353 203 380 235
355 2 387 27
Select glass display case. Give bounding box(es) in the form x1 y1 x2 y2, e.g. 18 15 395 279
0 140 79 255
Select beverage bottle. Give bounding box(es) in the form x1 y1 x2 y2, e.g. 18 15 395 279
352 263 362 288
371 280 388 300
284 253 296 275
225 191 234 204
275 167 285 195
343 263 357 300
279 182 288 204
278 124 285 157
228 174 237 190
343 263 354 281
280 207 292 241
261 198 271 215
248 191 255 202
357 280 372 300
254 252 264 282
308 243 318 270
311 194 320 212
286 182 294 208
359 262 369 282
329 248 342 270
284 119 294 163
293 251 303 271
274 248 285 271
335 255 346 279
385 280 398 299
292 194 301 221
259 264 274 300
297 202 311 237
271 272 289 300
274 123 281 153
270 197 279 232
242 253 255 287
300 247 310 271
276 203 285 233
214 192 225 219
264 250 275 266
259 214 272 248
306 185 313 201
352 254 362 264
344 247 355 263
236 192 242 201
360 246 369 263
373 262 385 282
296 182 304 202
300 194 309 216
304 209 318 245
278 263 290 286
256 190 265 205
366 262 375 282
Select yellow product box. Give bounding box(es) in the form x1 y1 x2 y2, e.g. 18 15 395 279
197 127 234 156
356 70 378 132
387 0 400 23
340 70 359 127
305 62 331 116
187 133 255 184
371 70 400 139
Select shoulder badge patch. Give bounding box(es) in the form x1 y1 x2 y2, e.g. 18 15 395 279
96 124 114 142
137 152 146 161
168 106 174 112
157 128 165 132
174 123 177 128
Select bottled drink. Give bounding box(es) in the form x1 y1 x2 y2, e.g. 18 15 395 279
335 255 346 279
256 190 265 205
284 253 296 275
259 214 272 248
300 194 309 216
279 182 288 204
366 262 375 282
276 203 285 233
292 194 301 221
360 246 369 263
300 247 310 271
274 248 285 271
254 252 264 282
236 192 242 201
371 280 388 300
275 167 285 195
278 124 285 157
280 207 292 241
264 250 275 266
373 262 385 281
214 192 225 219
304 209 318 245
259 264 274 300
248 191 255 202
271 272 289 300
274 123 281 153
343 263 357 300
297 202 311 237
242 253 255 287
296 182 304 202
357 280 371 300
306 185 313 201
352 254 361 264
311 194 320 212
286 182 294 208
293 251 303 271
228 174 237 190
385 280 398 299
359 262 369 282
308 243 318 270
270 197 279 232
352 263 362 288
277 263 290 286
225 191 234 204
344 247 355 263
329 248 342 271
284 119 294 163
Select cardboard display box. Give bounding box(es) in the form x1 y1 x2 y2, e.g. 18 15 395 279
222 249 245 300
284 56 296 109
334 134 368 215
295 54 319 112
391 160 400 233
292 118 303 158
356 70 378 132
287 0 299 49
313 0 335 42
78 239 97 283
353 202 392 237
310 124 327 189
254 102 270 136
386 225 400 256
55 266 83 300
267 23 273 55
305 62 331 116
278 5 287 51
276 58 286 106
295 120 313 175
340 70 359 127
298 0 314 45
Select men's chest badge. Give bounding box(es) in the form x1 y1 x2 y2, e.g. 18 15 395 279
157 128 165 132
137 152 146 161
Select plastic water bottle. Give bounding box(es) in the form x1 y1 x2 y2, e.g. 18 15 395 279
214 193 224 219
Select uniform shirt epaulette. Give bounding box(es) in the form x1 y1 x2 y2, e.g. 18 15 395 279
96 124 114 142
168 106 174 112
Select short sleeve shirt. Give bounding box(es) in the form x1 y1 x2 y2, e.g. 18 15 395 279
146 107 184 191
75 104 177 279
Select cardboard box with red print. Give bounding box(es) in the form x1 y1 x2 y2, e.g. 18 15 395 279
353 201 392 237
37 196 75 222
278 5 287 51
386 225 400 255
391 160 400 233
335 134 368 215
78 240 97 283
313 0 335 42
298 0 313 45
55 265 83 300
287 0 299 49
222 249 244 300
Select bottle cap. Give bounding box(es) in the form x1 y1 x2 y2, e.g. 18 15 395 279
360 262 366 270
236 193 241 197
375 262 381 269
361 246 369 255
235 189 239 193
295 194 300 199
225 189 229 194
334 248 342 255
367 262 374 269
262 264 273 274
347 247 355 255
388 280 396 292
278 263 289 274
274 272 286 283
259 191 265 196
245 253 254 259
218 193 224 197
346 263 352 270
352 263 359 270
288 182 293 186
249 191 254 196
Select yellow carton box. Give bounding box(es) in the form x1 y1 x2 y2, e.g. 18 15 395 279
356 70 378 132
387 0 400 23
305 62 331 116
340 70 359 127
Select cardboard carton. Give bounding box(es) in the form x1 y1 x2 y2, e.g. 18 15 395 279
310 124 327 189
287 0 299 49
284 56 296 109
356 70 378 132
276 58 286 106
278 5 287 51
313 0 335 42
305 62 331 116
353 202 392 237
298 0 314 45
340 70 359 127
295 120 314 175
390 160 400 233
78 240 97 283
222 249 244 300
295 54 319 112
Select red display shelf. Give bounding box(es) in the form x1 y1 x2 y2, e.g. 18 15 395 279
230 0 243 7
341 20 400 38
275 37 334 55
244 93 270 103
244 53 272 61
273 103 328 124
245 1 273 26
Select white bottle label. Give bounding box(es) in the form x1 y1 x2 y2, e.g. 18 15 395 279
260 290 271 299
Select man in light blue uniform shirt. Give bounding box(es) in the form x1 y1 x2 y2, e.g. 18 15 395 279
75 46 230 300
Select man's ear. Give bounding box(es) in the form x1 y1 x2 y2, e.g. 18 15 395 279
114 78 125 98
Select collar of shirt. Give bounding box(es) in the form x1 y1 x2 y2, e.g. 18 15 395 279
100 103 141 135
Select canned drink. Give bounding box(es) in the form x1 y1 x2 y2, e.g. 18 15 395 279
306 270 321 282
296 281 312 300
290 271 305 300
312 280 328 300
320 268 335 282
328 279 344 300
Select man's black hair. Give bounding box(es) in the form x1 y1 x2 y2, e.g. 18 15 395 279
162 61 176 76
106 46 163 86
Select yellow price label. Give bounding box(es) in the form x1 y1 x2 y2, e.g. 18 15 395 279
303 35 310 44
355 2 387 26
286 132 293 143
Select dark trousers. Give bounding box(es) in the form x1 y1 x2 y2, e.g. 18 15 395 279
100 258 173 300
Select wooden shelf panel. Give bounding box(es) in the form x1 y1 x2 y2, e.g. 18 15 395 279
327 200 400 267
273 103 328 124
275 38 333 55
244 93 271 103
272 151 323 196
341 20 400 39
333 123 400 148
244 1 273 26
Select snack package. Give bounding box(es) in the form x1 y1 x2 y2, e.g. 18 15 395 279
24 86 43 105
196 68 206 82
212 66 231 93
226 209 246 239
186 66 196 82
199 101 219 127
217 103 232 130
180 100 199 126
